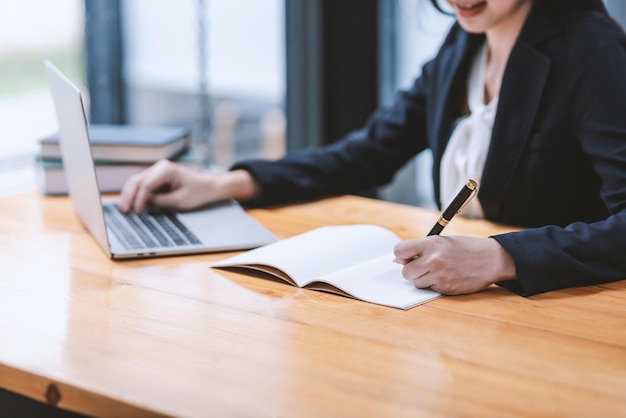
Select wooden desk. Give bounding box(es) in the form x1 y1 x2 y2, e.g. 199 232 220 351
1 191 625 417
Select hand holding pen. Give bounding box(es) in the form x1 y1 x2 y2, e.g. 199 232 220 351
391 179 516 295
393 179 477 263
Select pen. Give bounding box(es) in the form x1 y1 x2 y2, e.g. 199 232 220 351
427 179 478 236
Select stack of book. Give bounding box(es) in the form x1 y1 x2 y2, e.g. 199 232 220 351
35 124 204 195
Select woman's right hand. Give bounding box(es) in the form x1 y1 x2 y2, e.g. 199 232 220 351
117 159 259 214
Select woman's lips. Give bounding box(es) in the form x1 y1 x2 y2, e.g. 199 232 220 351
450 1 487 17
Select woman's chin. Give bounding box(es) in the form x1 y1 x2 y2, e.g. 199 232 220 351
456 20 488 34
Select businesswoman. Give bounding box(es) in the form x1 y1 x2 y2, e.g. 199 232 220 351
119 0 626 297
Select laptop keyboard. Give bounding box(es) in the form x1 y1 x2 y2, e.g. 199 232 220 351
103 203 202 250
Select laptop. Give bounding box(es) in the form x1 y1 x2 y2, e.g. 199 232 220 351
44 60 277 259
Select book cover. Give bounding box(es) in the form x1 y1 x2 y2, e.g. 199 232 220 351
35 147 204 195
39 124 191 163
212 224 441 310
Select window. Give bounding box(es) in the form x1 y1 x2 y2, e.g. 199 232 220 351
606 0 626 27
121 0 286 169
0 0 84 196
377 0 453 208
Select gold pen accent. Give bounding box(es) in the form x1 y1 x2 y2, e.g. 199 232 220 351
436 217 450 227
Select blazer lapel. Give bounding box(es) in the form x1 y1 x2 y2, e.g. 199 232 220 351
478 43 550 218
478 3 562 218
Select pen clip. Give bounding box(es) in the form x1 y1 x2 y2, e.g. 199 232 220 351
456 186 477 215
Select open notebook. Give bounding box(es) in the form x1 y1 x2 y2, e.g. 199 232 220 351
212 224 441 309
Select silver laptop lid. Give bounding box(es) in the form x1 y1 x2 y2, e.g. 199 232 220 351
45 60 112 257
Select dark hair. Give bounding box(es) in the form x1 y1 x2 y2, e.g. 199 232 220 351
429 0 607 15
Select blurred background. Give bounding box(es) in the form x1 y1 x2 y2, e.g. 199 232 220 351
1 0 624 206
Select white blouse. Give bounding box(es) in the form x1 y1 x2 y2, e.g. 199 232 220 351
438 42 497 219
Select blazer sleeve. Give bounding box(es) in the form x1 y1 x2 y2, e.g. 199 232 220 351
494 18 626 296
231 63 436 207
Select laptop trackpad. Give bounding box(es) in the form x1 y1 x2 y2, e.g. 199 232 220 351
178 201 276 248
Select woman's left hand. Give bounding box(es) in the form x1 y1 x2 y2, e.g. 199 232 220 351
393 236 516 295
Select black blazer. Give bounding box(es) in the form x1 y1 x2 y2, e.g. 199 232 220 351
234 2 626 296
